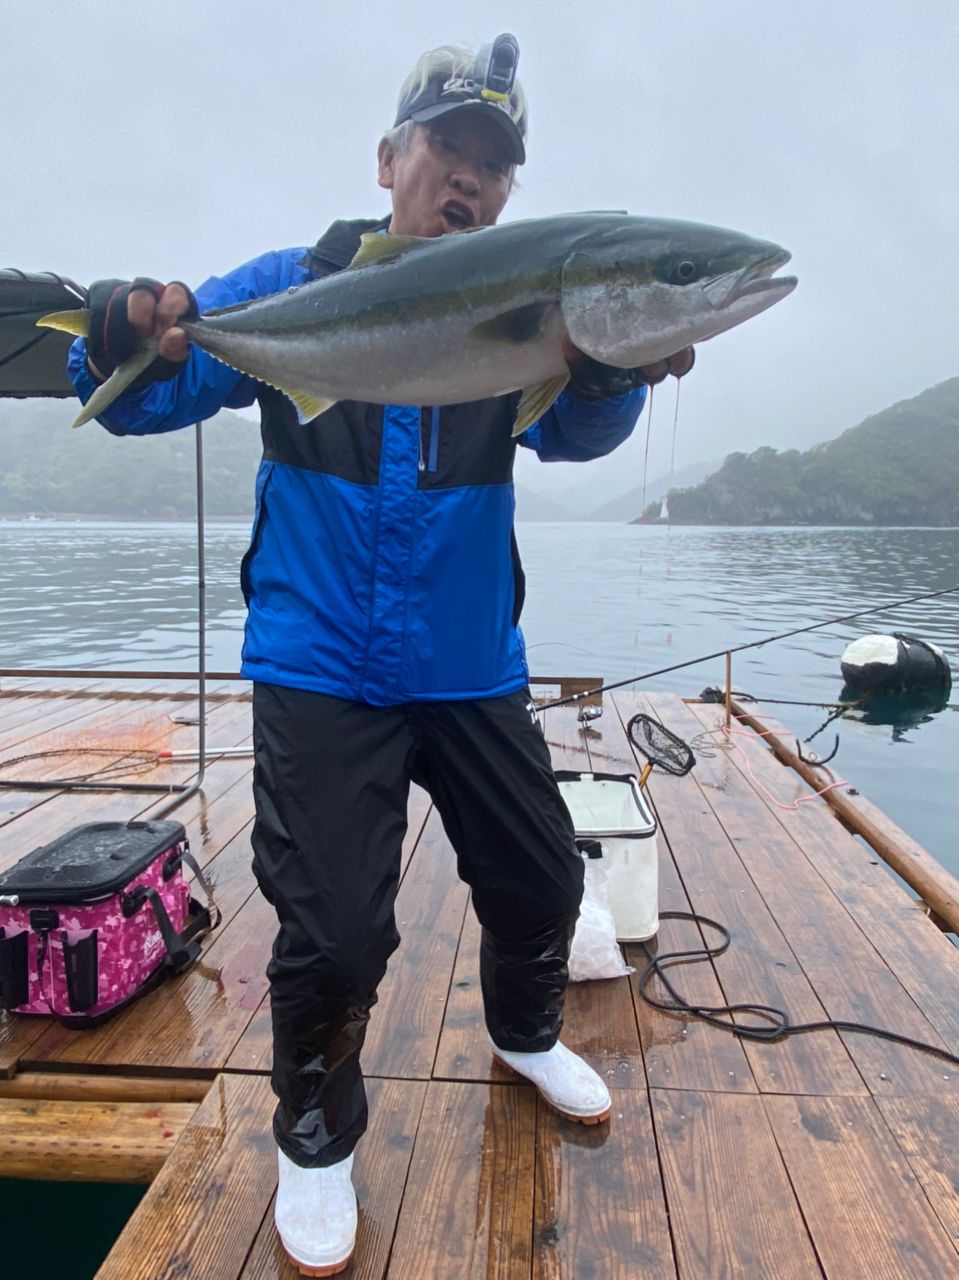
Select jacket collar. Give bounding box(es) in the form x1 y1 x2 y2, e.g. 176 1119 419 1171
302 215 392 275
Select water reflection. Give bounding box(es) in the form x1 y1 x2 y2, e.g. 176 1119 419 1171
837 685 954 743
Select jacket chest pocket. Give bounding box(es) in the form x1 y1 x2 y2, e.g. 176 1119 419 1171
417 400 517 489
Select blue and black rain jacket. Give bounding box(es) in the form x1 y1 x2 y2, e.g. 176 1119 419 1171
68 218 644 705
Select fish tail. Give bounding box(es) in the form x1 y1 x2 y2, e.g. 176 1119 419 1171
36 308 91 338
70 345 159 427
37 307 159 427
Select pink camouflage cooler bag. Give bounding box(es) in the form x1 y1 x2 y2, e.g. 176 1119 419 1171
0 820 218 1027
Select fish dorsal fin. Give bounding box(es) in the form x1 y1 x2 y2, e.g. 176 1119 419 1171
348 232 431 269
37 308 91 338
512 372 570 437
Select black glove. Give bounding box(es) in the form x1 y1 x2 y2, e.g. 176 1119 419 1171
87 277 198 387
567 347 695 402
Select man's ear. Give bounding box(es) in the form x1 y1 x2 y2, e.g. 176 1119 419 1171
377 136 395 191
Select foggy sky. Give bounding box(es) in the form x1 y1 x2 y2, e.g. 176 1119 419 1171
3 0 956 504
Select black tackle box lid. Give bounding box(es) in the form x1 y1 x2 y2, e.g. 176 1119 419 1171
0 820 186 903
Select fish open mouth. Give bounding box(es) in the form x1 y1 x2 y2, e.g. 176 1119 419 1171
440 199 476 232
704 249 797 310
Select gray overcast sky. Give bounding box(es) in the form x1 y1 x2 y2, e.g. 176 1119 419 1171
3 0 956 499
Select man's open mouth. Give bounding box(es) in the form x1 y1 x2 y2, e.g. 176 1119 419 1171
440 200 475 231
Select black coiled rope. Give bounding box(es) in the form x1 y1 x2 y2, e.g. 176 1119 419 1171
637 911 959 1067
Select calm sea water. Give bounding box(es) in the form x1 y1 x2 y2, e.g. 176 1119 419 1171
1 519 957 877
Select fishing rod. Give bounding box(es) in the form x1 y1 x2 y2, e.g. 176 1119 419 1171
540 583 959 710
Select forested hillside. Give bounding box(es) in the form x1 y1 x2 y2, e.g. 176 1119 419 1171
640 378 959 526
0 402 262 518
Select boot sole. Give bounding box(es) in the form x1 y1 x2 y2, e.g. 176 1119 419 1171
492 1054 611 1125
284 1247 354 1276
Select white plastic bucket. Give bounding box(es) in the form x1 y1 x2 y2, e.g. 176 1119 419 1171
556 771 659 942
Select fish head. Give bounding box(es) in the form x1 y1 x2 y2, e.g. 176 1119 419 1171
561 215 797 368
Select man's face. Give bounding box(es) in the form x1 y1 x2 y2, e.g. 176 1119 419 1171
377 114 513 238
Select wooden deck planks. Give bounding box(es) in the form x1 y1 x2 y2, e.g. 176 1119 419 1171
95 1073 278 1280
387 1079 537 1280
876 1095 959 1247
361 807 470 1080
534 1089 675 1280
652 1089 822 1278
583 693 758 1094
0 682 955 1279
672 695 959 1096
694 701 959 1068
764 1094 959 1278
240 1077 427 1280
620 692 866 1097
0 1095 197 1183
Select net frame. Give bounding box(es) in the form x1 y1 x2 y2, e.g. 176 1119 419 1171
627 713 696 777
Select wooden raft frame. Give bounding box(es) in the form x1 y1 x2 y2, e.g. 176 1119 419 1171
0 678 957 1278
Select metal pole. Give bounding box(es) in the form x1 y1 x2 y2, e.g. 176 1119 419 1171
725 651 732 730
153 421 207 819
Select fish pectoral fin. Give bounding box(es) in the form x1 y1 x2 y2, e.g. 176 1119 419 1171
278 385 338 425
472 302 551 345
37 308 91 337
512 373 570 437
348 232 432 269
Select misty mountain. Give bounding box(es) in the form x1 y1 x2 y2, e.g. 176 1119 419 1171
647 377 959 526
583 459 718 522
0 400 262 520
513 486 578 522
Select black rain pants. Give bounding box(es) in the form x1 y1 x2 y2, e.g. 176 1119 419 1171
250 682 584 1168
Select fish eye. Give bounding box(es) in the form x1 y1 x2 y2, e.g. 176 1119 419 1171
673 260 698 284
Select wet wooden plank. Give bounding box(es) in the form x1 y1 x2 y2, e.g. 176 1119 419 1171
225 1001 274 1074
388 1080 536 1280
701 701 959 1069
651 1089 821 1279
433 902 501 1082
876 1095 959 1247
96 1073 276 1280
0 689 238 872
0 1096 196 1183
401 782 432 877
240 1077 427 1280
677 695 959 1096
626 849 759 1094
586 695 757 1093
764 1094 959 1278
0 1071 209 1103
362 808 469 1080
545 700 645 1090
534 1088 675 1279
227 785 432 1077
620 692 865 1097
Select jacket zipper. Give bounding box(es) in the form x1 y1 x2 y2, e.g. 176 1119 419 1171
427 405 440 473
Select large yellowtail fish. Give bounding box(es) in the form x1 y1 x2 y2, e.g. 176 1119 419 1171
40 212 796 432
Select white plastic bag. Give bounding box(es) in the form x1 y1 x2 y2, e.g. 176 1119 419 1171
568 853 634 981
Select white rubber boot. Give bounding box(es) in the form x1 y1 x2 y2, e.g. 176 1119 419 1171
490 1037 612 1123
275 1148 357 1277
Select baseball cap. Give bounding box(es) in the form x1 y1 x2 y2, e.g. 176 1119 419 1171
394 35 527 165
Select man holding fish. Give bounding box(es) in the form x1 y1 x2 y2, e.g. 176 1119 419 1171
58 34 792 1276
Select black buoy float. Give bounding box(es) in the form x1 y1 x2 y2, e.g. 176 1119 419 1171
840 632 952 695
